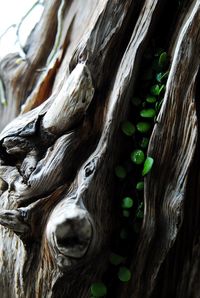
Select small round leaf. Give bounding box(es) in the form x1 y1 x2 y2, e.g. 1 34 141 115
122 197 133 209
158 52 168 68
131 150 145 165
118 267 131 282
140 109 156 118
115 166 126 179
91 282 107 297
121 121 135 136
136 182 144 191
146 96 156 103
109 253 125 266
136 122 151 133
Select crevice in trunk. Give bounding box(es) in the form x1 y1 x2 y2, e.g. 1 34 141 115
103 0 188 296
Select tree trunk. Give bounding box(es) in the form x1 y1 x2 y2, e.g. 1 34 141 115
0 0 199 297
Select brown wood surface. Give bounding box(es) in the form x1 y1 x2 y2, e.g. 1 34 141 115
0 0 200 297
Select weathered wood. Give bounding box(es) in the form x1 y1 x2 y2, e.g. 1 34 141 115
123 1 200 296
0 0 200 297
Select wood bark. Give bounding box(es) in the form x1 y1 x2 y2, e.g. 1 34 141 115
0 0 199 297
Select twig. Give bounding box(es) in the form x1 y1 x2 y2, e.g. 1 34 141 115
16 0 44 59
0 24 17 40
46 0 66 66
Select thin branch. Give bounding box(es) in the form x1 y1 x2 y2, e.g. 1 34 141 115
46 0 66 66
0 24 17 40
16 0 44 59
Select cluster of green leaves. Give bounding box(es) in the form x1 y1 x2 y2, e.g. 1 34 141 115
116 49 168 217
90 49 169 297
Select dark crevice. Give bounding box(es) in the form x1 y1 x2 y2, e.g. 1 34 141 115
105 0 194 297
85 0 145 139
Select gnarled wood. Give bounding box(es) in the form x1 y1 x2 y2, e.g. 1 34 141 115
124 1 200 296
0 0 200 297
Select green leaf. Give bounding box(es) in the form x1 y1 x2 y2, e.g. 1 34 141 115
121 121 135 136
156 71 169 83
136 182 144 191
122 197 133 209
142 157 154 176
140 108 156 118
158 52 168 68
131 150 145 165
140 137 149 148
109 253 125 266
150 84 165 96
123 210 130 217
136 122 151 133
150 84 160 96
146 96 156 103
91 282 107 297
131 97 141 106
115 166 126 179
156 72 163 83
118 267 131 282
